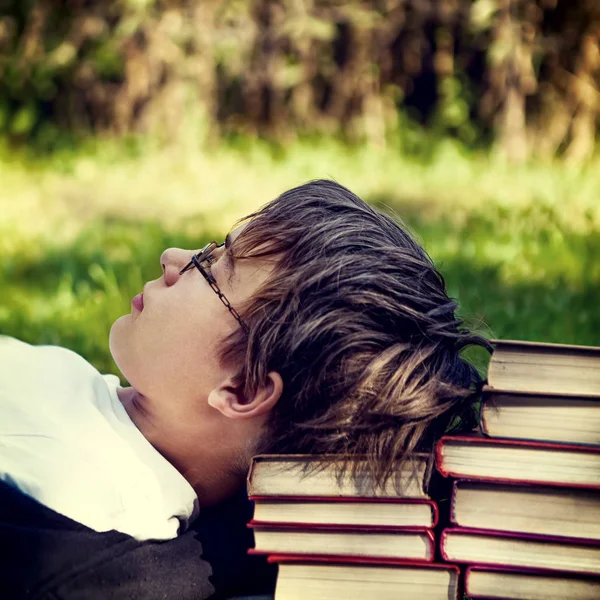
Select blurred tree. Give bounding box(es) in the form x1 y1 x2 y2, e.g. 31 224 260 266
532 0 600 161
0 0 597 158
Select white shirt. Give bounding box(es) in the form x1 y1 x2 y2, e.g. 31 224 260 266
0 336 198 541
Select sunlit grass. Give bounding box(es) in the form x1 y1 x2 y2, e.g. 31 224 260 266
3 136 599 243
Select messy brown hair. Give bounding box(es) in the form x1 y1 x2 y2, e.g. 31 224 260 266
222 180 491 489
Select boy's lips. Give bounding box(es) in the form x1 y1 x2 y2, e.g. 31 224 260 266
131 293 144 312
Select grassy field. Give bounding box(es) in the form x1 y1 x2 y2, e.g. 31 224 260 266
1 137 599 377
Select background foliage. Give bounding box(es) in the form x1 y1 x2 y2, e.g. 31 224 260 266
1 0 599 160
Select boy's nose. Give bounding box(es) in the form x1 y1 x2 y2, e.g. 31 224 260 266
160 247 194 286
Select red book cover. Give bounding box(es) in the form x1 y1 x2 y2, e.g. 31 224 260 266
440 527 600 576
480 383 600 400
248 548 436 562
267 554 456 569
435 435 600 489
248 521 434 534
249 495 439 528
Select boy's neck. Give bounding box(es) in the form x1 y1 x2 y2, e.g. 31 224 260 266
117 386 249 506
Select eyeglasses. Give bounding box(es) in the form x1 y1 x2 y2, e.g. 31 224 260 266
179 241 249 335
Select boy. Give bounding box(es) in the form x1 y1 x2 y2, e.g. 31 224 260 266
0 180 489 598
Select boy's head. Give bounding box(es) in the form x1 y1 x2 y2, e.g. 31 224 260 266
111 180 490 502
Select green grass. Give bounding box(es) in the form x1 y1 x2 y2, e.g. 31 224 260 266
1 136 599 376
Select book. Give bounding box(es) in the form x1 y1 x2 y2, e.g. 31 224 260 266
450 480 600 539
464 565 600 600
435 435 600 489
487 339 600 397
451 480 600 541
441 528 600 575
250 496 438 528
249 523 435 561
247 454 430 498
480 386 600 445
268 555 460 600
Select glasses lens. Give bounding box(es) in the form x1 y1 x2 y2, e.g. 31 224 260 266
197 242 217 264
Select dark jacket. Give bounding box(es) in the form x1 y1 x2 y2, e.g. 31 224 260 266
0 480 276 599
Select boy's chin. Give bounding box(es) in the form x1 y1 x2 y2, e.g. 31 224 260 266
108 315 129 368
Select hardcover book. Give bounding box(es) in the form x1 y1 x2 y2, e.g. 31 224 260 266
249 522 435 561
465 565 600 600
436 435 600 489
441 528 600 576
487 339 600 397
247 454 430 498
268 555 460 600
480 385 600 446
250 495 438 528
450 480 600 540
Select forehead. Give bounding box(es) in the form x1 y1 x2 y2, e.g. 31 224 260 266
229 224 245 242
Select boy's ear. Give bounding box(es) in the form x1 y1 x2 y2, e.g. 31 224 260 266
207 371 283 420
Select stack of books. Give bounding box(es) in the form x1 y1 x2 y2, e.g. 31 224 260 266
246 454 460 600
436 339 600 600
